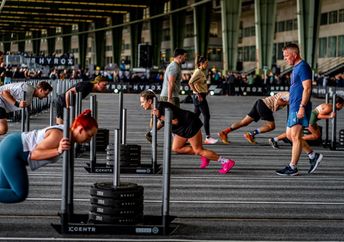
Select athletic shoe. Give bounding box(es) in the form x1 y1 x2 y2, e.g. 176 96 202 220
244 132 256 144
282 138 292 144
199 156 210 169
204 137 218 144
145 131 152 143
276 165 299 176
269 138 279 149
218 131 230 144
308 153 323 174
218 159 235 174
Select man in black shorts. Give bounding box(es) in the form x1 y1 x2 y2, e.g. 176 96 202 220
0 81 52 135
218 92 289 144
55 75 108 124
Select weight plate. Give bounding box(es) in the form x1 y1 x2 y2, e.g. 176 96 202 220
90 196 143 208
90 204 143 216
90 184 143 198
92 182 138 191
88 212 143 224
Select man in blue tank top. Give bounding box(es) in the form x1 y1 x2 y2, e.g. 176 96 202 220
276 43 323 176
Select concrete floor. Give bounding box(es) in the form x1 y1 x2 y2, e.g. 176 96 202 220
0 93 343 241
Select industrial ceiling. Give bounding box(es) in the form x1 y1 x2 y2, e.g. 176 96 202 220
0 0 151 39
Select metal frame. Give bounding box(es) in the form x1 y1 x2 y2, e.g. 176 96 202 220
52 107 177 235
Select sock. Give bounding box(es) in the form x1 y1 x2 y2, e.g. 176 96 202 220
289 163 296 169
206 135 210 139
308 151 315 159
217 156 228 164
250 129 260 136
223 127 232 134
273 137 279 142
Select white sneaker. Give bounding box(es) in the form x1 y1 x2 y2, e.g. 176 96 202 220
204 137 218 144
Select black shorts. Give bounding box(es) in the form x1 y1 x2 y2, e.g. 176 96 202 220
173 117 203 138
0 107 7 119
55 96 65 119
247 99 274 122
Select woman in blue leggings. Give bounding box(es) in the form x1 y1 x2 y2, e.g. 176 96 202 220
0 109 98 203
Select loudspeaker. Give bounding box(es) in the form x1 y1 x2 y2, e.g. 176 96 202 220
236 61 243 71
138 44 152 68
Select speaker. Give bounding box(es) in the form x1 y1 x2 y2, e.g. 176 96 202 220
138 44 152 68
236 61 243 72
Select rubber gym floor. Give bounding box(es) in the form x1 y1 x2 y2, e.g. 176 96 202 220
0 94 343 241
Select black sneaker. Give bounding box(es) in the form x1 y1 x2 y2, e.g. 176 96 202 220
308 153 323 174
276 165 299 176
145 131 152 143
269 138 279 149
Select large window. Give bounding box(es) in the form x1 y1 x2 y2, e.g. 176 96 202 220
277 43 284 60
318 38 327 58
286 20 293 31
276 21 285 32
328 36 337 57
339 9 344 22
338 35 344 56
185 23 194 38
329 11 338 24
320 13 328 25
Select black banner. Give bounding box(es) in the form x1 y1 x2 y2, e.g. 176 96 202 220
27 56 74 66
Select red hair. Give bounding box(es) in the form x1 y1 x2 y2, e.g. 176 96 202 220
71 109 98 131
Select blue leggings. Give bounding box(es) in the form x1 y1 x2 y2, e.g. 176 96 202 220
0 133 29 203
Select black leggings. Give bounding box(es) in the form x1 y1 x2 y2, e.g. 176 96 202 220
192 93 210 136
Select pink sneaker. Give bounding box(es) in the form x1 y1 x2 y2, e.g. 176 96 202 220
218 159 235 174
200 156 210 169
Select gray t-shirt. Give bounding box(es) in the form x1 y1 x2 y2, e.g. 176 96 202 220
21 125 63 171
160 61 181 98
0 82 35 112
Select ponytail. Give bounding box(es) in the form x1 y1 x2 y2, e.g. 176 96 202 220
71 109 98 131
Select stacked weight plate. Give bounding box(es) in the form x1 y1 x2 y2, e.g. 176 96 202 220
339 129 344 148
89 182 144 224
106 144 141 167
96 128 109 152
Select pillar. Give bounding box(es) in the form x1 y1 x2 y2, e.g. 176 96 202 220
78 23 88 69
221 0 242 72
297 0 321 69
130 8 143 69
149 0 164 67
255 0 276 70
111 15 123 66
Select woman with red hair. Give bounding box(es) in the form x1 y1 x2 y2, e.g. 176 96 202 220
0 109 98 203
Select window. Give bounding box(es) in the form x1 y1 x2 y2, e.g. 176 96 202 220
277 43 284 60
143 8 150 19
249 46 256 61
320 12 328 25
209 22 218 37
277 21 285 32
338 35 344 56
164 1 170 14
339 9 344 22
328 36 337 57
293 19 298 29
329 11 338 24
272 44 277 63
318 37 327 57
243 26 255 37
185 23 194 38
162 29 170 41
286 20 293 31
237 47 243 61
